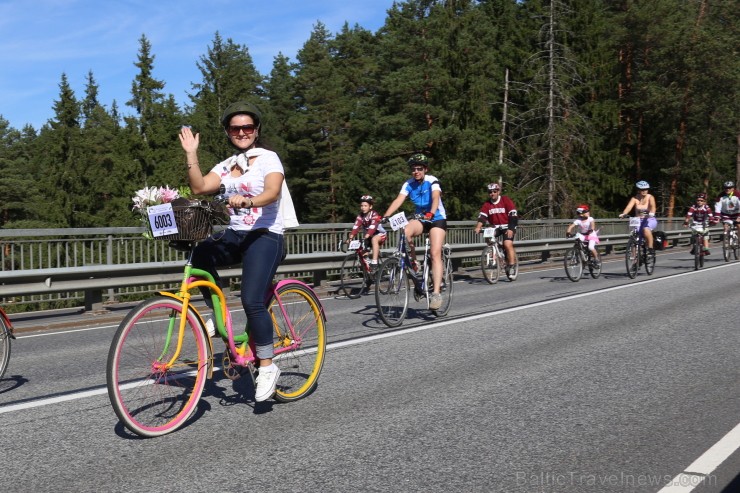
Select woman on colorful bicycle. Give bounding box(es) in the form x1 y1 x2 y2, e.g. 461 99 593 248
178 101 296 402
382 153 447 310
619 180 657 254
566 204 601 264
346 195 387 272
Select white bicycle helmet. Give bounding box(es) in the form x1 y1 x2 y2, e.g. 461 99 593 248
635 180 650 190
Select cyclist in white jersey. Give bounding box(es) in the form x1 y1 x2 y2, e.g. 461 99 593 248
714 181 740 240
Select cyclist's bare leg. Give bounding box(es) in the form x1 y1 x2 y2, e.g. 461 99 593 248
503 238 517 266
428 227 446 295
643 228 654 249
404 220 424 268
371 235 383 262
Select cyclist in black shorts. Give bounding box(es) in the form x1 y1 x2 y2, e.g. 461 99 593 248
382 154 447 310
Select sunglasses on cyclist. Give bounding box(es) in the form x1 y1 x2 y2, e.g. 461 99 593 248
227 124 257 136
410 166 425 172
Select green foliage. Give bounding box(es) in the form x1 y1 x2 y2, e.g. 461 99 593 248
0 0 737 229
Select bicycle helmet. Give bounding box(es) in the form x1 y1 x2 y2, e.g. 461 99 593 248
696 192 707 200
576 204 590 214
635 180 650 190
724 181 735 189
360 194 374 204
407 153 429 168
221 101 262 130
487 183 501 192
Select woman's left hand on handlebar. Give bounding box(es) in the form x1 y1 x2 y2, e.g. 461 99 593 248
424 212 434 220
229 195 251 209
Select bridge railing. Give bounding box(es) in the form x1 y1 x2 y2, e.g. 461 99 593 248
0 218 705 311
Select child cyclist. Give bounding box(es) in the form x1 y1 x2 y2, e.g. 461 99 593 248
566 204 601 264
346 195 387 272
683 192 715 255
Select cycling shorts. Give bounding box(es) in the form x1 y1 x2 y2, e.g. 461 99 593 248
495 226 516 242
640 216 657 230
421 219 447 233
720 214 739 224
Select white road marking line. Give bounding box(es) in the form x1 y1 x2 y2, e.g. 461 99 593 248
656 421 740 492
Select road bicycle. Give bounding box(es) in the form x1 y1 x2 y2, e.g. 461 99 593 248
480 226 519 284
688 222 710 271
106 200 327 437
721 220 739 262
0 307 15 380
563 232 602 282
625 215 656 279
375 213 453 327
336 235 386 299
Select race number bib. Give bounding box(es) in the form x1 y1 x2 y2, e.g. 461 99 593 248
147 203 178 237
483 227 496 239
629 217 641 228
389 212 409 231
348 240 362 251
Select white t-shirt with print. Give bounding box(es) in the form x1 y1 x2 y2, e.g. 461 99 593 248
210 149 285 234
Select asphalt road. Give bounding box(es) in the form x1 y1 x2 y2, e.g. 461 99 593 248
1 246 739 493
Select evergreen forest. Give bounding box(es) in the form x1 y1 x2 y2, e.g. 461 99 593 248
0 0 737 229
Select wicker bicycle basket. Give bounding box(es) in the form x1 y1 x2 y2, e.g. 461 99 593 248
150 200 214 241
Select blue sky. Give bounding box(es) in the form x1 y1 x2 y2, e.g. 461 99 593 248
0 0 398 130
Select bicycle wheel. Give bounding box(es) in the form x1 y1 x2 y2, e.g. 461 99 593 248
625 239 639 279
375 257 410 327
564 247 583 282
269 283 326 403
694 239 701 270
723 232 731 262
107 296 210 437
432 253 454 317
480 245 500 284
0 317 12 381
644 243 656 275
339 253 366 299
732 232 739 260
588 252 602 279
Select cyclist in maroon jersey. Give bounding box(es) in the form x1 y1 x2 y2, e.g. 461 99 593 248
346 195 387 272
473 182 518 271
683 192 715 256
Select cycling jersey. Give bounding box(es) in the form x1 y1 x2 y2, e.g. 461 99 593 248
400 175 446 220
478 196 518 229
714 193 740 219
685 204 714 226
350 210 387 238
572 217 600 245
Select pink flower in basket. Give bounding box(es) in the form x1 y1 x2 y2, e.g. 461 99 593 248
159 185 180 204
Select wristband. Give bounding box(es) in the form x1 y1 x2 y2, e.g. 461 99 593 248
187 162 198 169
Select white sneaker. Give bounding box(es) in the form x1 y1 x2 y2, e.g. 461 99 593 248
429 293 443 310
204 318 215 338
254 364 281 402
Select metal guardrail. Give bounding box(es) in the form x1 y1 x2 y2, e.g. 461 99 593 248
0 219 717 311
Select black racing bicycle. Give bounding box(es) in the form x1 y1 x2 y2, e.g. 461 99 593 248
625 215 656 279
563 233 601 282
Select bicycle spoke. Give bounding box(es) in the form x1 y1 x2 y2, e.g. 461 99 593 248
375 257 409 327
270 284 326 402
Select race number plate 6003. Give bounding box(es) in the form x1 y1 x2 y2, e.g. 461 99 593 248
147 203 179 237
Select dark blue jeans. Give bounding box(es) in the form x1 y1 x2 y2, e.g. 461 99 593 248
191 228 284 360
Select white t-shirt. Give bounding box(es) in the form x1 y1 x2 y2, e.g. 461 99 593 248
572 216 596 235
211 149 286 234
